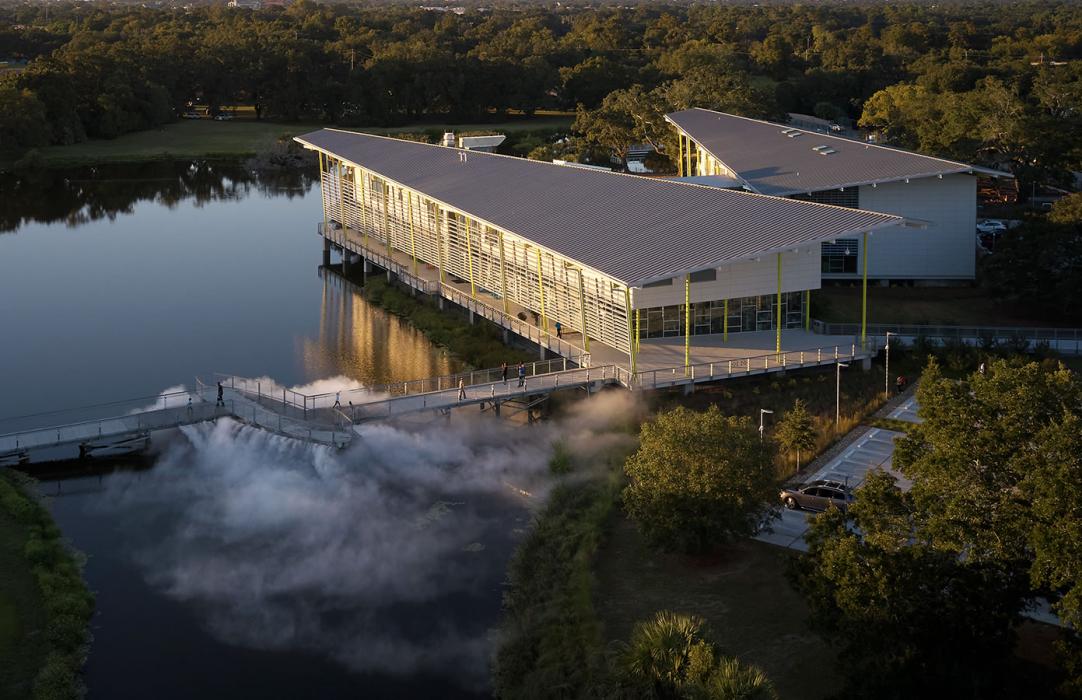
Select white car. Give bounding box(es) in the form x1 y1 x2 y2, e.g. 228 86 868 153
977 220 1007 235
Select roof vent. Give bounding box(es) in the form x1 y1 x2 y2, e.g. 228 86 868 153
782 128 801 138
813 145 837 155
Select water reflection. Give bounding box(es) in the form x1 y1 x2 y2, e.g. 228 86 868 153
304 268 458 383
0 161 315 233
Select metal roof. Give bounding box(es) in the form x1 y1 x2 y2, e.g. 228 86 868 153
666 108 1012 197
296 128 902 287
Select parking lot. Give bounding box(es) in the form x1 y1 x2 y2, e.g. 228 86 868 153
755 396 919 551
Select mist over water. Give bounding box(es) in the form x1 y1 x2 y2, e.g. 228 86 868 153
92 390 638 690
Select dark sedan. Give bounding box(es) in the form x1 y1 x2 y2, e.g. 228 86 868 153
779 479 855 512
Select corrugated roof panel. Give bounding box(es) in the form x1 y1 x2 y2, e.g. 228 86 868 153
296 129 902 286
667 108 1011 196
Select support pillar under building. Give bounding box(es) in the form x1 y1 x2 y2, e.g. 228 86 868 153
322 237 331 267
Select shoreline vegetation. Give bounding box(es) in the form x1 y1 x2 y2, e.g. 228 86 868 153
0 471 94 700
358 274 535 370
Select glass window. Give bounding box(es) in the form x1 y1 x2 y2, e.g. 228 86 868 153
643 278 673 288
689 269 717 283
821 239 859 274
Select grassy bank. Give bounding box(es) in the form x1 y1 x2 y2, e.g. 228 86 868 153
360 275 534 369
29 115 573 167
0 471 94 700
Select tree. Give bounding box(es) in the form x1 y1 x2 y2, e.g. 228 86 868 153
623 406 777 553
980 219 1082 324
773 399 816 469
572 85 670 166
615 611 777 700
792 471 1033 699
0 83 49 155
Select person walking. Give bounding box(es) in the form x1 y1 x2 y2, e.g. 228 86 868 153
895 375 906 394
501 362 508 383
187 396 193 416
517 362 526 388
458 379 466 400
333 391 341 408
216 381 224 407
555 321 563 339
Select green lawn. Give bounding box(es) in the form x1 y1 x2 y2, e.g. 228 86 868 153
0 508 48 700
33 114 573 167
815 285 1042 327
593 519 840 700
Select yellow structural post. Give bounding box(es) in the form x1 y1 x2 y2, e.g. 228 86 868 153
436 206 445 285
677 134 684 177
358 167 368 248
407 192 418 276
861 231 869 347
684 273 691 375
576 269 590 352
498 232 509 314
635 308 640 356
381 180 391 257
317 152 328 231
464 216 477 299
804 289 810 331
624 287 637 375
334 158 346 230
776 252 783 353
536 248 547 334
686 138 693 177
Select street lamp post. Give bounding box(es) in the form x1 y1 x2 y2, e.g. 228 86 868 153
759 408 774 442
836 361 849 431
884 332 894 400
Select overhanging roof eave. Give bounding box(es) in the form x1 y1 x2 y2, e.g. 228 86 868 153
627 216 904 288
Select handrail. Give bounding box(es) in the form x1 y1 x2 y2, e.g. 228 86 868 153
817 321 1082 340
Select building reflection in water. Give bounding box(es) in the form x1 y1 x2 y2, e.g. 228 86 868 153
300 267 462 386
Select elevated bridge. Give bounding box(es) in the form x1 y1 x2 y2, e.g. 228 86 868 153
1 340 873 466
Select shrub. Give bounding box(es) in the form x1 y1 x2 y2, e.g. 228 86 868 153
623 406 777 554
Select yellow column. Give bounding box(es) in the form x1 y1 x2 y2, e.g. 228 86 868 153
861 231 869 347
436 206 445 285
635 308 640 356
624 287 636 375
464 216 477 299
577 269 590 352
318 152 328 231
498 231 509 314
684 273 691 375
407 192 418 276
336 158 347 236
536 248 547 333
357 168 368 248
677 134 684 177
381 180 391 257
776 252 783 353
723 298 729 341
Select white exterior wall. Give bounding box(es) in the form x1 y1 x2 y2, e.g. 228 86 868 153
631 246 820 309
848 174 977 280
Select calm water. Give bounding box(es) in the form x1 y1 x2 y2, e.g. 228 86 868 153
0 162 538 698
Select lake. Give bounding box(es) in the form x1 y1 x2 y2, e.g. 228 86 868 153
0 161 546 698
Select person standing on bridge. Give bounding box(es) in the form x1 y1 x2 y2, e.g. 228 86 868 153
458 379 466 400
216 382 224 407
187 396 193 416
333 392 341 408
555 321 563 339
501 362 508 383
517 362 526 388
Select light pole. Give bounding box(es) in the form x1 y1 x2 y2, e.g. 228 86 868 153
836 361 849 431
884 332 894 400
759 408 774 442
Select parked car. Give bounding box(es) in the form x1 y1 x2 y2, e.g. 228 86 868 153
214 113 233 121
976 219 1007 235
779 479 854 512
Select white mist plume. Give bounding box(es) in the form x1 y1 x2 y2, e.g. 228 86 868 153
96 389 639 691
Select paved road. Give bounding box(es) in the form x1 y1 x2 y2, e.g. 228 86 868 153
755 426 909 552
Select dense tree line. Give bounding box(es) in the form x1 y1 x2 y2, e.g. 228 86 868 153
2 0 1082 185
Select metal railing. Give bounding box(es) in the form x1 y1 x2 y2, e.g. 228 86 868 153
815 322 1082 354
350 365 622 421
627 342 873 391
